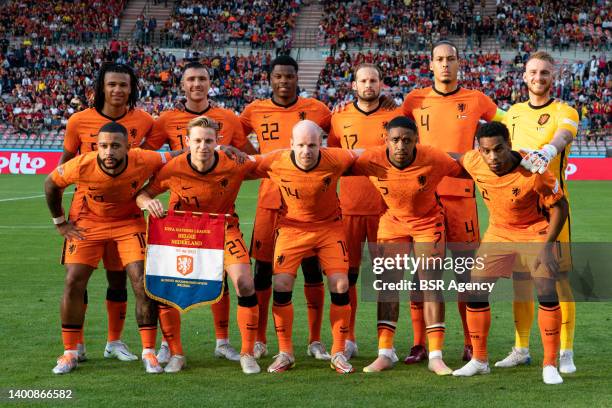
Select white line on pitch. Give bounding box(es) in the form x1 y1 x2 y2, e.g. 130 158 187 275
0 191 74 202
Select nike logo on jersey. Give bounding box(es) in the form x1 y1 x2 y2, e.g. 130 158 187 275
263 114 272 119
512 116 520 120
280 179 291 182
343 124 352 128
420 106 431 110
88 186 98 190
176 126 185 130
182 186 193 190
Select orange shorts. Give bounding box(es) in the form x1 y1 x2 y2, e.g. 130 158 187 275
62 217 147 269
68 188 124 271
343 214 379 268
439 195 480 246
225 225 250 267
273 221 348 276
250 207 278 263
473 226 557 279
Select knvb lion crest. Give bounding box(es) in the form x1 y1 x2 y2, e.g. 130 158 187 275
176 255 194 276
538 114 550 126
512 187 521 197
457 103 467 113
130 128 137 139
299 111 306 120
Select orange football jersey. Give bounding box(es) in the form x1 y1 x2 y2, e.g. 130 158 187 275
402 86 498 197
147 151 259 227
460 150 563 232
255 148 356 227
240 97 332 209
51 148 171 222
351 145 462 231
64 108 154 154
145 106 248 151
328 102 403 216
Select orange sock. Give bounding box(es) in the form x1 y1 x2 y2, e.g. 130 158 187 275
304 282 324 343
538 304 561 367
138 325 157 350
237 294 259 355
410 301 426 346
348 283 358 342
62 324 82 351
158 305 183 355
377 321 396 350
79 302 87 345
211 290 230 340
106 288 127 342
330 292 350 355
426 324 445 353
272 291 293 354
458 301 471 346
466 305 491 361
106 300 127 342
255 286 272 344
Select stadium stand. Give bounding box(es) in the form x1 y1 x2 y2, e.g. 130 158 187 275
0 0 127 45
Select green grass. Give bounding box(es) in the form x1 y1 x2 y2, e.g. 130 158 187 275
1 176 611 407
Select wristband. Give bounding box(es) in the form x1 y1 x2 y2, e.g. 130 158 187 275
541 144 558 159
214 145 222 151
52 215 66 225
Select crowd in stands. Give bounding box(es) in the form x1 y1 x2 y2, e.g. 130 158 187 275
0 43 275 134
0 0 126 45
314 50 611 137
317 0 610 53
159 0 300 53
495 0 611 53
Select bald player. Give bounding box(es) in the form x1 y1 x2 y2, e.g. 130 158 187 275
240 55 333 360
254 120 357 374
45 122 176 374
144 61 257 364
497 51 579 373
327 63 403 358
401 40 506 363
61 63 155 363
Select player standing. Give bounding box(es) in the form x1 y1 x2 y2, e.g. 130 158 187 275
496 51 579 373
46 122 174 374
240 56 333 360
138 116 262 374
144 61 257 363
327 63 402 358
60 63 154 363
255 120 356 374
452 122 568 385
401 41 505 363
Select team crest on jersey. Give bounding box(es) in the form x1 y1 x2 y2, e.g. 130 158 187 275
381 121 388 129
68 243 77 255
131 181 139 190
322 176 332 191
255 240 262 250
512 187 521 197
538 114 550 126
418 175 426 186
276 254 285 265
130 128 137 139
220 178 229 189
176 255 194 276
299 111 306 120
457 103 467 113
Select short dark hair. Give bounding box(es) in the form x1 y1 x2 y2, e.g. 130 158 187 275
386 116 418 133
431 40 460 59
353 63 383 81
98 122 128 139
270 55 298 74
475 122 510 142
183 61 208 72
94 63 139 112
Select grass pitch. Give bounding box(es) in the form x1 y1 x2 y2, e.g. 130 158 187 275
1 175 611 407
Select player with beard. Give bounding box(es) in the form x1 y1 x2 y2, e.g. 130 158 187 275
240 56 333 360
327 63 402 359
497 51 579 374
60 64 154 363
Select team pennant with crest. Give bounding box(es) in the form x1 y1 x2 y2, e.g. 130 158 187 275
145 210 227 312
